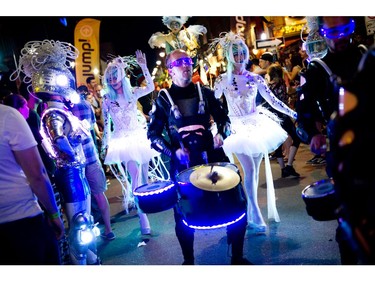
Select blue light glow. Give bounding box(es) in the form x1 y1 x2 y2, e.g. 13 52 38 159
134 182 175 197
182 212 246 230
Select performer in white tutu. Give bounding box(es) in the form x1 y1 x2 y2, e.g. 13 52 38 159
100 50 159 235
212 32 297 233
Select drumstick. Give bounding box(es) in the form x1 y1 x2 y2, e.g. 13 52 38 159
169 125 189 168
179 140 189 168
202 151 208 164
208 164 219 184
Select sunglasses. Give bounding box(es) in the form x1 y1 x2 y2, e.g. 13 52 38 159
320 19 355 40
168 57 193 69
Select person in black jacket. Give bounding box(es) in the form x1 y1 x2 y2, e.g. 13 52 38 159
332 46 375 264
147 49 251 265
296 16 366 176
296 16 368 265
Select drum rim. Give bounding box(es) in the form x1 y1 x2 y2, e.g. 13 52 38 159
301 179 335 199
177 162 239 178
134 180 176 197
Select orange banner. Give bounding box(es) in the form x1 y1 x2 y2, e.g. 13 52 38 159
74 18 101 87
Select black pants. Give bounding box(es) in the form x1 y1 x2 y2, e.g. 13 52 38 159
0 214 61 265
273 115 301 159
174 208 247 263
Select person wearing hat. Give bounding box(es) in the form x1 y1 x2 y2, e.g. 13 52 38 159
253 52 275 106
257 52 274 76
260 52 274 62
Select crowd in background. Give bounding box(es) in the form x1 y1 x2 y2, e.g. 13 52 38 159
1 16 374 265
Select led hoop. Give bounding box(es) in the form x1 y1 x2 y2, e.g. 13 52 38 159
168 57 193 69
182 212 246 230
133 182 175 197
134 181 178 213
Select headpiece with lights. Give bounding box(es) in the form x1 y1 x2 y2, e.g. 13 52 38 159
11 40 79 102
302 17 328 60
210 31 249 65
102 55 139 101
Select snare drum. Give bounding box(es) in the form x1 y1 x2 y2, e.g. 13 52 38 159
134 180 178 213
176 162 247 229
302 179 340 221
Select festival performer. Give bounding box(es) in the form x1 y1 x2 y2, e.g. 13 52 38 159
149 16 209 85
212 32 297 233
100 50 167 236
147 49 251 265
148 16 207 59
12 40 100 265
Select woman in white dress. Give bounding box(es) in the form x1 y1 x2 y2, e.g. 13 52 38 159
212 32 297 233
101 50 159 235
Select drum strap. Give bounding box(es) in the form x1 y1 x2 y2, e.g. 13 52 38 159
264 150 280 222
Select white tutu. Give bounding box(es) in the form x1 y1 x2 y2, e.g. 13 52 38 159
104 127 159 165
223 106 287 157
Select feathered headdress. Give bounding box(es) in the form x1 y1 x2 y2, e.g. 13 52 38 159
102 54 140 101
210 31 249 64
104 54 139 82
162 16 190 30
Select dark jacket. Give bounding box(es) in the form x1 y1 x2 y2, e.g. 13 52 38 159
296 44 365 144
147 82 231 179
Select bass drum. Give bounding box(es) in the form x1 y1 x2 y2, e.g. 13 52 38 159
302 178 340 221
134 180 178 213
176 162 247 229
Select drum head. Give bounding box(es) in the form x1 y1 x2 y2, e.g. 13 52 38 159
134 181 175 195
302 179 334 198
301 178 338 221
178 163 240 192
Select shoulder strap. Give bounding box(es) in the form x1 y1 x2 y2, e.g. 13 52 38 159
159 88 182 119
310 58 333 77
195 82 205 114
310 58 336 84
358 44 368 54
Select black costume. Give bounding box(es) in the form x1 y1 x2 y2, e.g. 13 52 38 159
296 44 364 147
296 44 366 264
147 82 248 265
332 48 375 264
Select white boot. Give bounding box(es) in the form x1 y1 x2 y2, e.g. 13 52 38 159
139 212 151 235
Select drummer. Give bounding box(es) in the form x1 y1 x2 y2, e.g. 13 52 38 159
147 49 251 265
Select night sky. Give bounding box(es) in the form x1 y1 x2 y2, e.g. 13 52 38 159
0 16 176 69
0 16 231 90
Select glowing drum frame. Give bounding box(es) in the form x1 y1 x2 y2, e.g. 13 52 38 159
134 180 178 213
176 162 247 230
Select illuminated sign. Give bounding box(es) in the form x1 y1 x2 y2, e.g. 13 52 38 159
282 23 306 36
